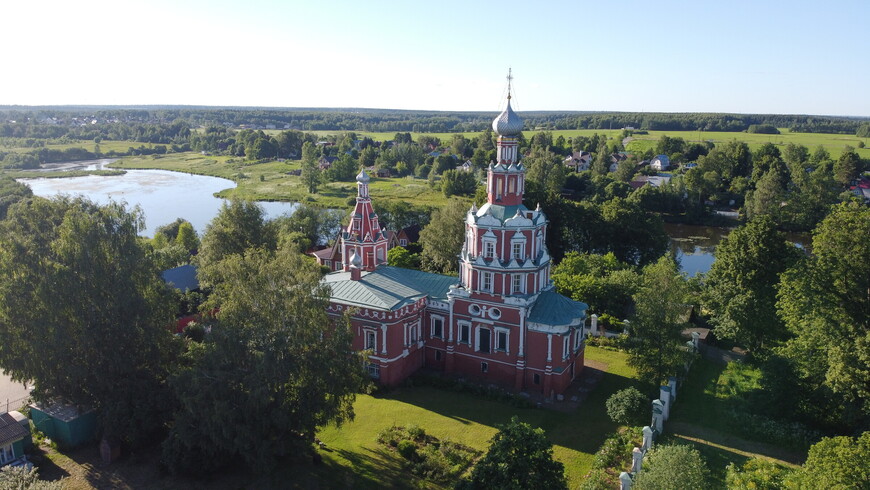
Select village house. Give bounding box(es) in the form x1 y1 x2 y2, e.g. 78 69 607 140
564 151 592 172
651 155 670 171
320 90 588 397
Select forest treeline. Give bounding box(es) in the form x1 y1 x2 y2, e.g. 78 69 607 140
2 106 869 137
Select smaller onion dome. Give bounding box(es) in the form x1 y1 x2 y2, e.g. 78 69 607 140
349 249 362 268
492 98 524 136
356 169 370 183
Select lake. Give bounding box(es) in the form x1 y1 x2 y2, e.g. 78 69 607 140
18 160 298 237
665 222 810 276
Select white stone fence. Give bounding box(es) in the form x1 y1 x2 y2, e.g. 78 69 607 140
618 333 701 489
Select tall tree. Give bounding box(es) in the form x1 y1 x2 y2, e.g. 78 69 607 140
833 146 861 186
792 432 870 488
459 417 566 490
300 141 320 193
419 199 468 274
628 256 691 388
0 197 179 445
704 217 802 351
0 176 32 219
524 146 566 195
778 202 870 414
197 199 277 286
162 248 368 474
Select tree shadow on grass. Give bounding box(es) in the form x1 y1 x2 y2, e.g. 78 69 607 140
380 368 643 456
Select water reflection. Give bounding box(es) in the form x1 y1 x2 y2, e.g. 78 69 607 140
20 168 298 237
664 222 810 276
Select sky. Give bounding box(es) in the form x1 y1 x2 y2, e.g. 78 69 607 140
2 0 868 116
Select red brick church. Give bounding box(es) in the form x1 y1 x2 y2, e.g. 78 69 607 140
320 90 588 397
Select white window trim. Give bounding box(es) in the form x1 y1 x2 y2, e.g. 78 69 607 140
563 335 571 360
430 315 445 339
480 271 493 293
475 325 491 353
512 241 525 260
458 321 472 345
511 274 524 295
483 240 496 259
363 328 377 352
495 326 510 353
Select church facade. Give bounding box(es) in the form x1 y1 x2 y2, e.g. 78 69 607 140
321 91 588 397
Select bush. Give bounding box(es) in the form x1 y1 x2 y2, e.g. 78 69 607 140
377 425 480 484
397 439 418 460
606 387 649 426
726 458 794 489
634 444 709 489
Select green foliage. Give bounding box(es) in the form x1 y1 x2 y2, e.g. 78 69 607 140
459 416 566 490
377 425 481 484
747 124 781 134
0 196 179 445
628 256 692 388
725 458 794 490
588 427 641 477
441 169 478 197
272 203 343 248
703 216 802 351
300 141 320 193
833 146 861 185
525 145 567 195
0 465 65 489
196 199 277 286
634 444 710 490
0 175 32 219
419 199 468 274
778 202 870 416
163 248 369 475
552 252 639 318
388 246 421 269
606 387 649 426
793 432 870 488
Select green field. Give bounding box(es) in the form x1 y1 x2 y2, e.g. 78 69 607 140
308 128 869 158
304 346 640 488
0 139 136 155
109 153 455 209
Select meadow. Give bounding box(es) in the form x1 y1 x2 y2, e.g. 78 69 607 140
306 128 869 158
109 153 455 209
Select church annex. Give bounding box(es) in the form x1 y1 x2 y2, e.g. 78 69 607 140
320 90 588 397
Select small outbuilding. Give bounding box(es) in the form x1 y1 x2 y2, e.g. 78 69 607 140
29 401 97 449
0 411 31 467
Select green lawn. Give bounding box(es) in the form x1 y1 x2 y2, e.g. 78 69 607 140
0 139 136 155
299 346 641 488
109 153 456 209
667 359 802 488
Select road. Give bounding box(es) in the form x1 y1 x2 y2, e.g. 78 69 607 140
0 372 32 413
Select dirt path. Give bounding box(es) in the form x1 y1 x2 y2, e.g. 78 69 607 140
668 421 804 467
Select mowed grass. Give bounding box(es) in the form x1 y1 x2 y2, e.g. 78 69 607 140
667 359 802 487
110 153 455 209
306 346 641 488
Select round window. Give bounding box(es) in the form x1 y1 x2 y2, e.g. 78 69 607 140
469 304 481 316
489 308 501 320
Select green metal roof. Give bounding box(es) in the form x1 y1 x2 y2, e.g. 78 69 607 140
322 266 458 310
528 289 588 328
477 203 528 223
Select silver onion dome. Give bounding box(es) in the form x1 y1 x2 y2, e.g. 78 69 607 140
356 169 370 182
492 98 523 136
